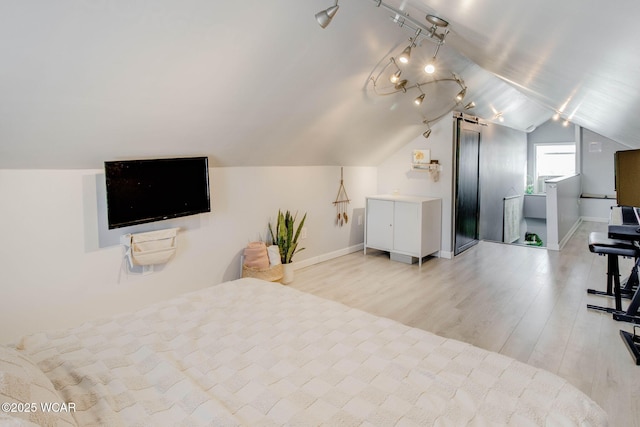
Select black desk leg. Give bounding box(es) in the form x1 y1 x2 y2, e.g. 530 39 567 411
612 255 623 311
587 253 624 313
620 326 640 365
621 257 640 295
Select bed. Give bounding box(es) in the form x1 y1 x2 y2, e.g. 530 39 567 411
1 278 607 426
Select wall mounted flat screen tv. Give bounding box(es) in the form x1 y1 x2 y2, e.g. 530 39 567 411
105 156 210 229
615 148 640 208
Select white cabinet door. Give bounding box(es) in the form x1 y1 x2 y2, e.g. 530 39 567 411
393 201 419 254
365 195 441 264
366 199 394 251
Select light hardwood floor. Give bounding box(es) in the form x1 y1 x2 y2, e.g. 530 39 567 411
290 221 640 427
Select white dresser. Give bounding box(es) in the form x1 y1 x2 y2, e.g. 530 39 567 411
364 195 442 265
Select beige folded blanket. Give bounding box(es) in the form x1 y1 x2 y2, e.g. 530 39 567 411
243 242 269 269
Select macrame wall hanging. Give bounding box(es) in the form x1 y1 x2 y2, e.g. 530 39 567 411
333 167 350 227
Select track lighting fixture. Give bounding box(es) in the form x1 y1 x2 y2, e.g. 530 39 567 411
422 15 448 74
315 1 339 29
389 58 402 83
552 112 561 121
494 112 504 122
317 1 450 47
398 29 421 64
394 79 408 92
320 2 465 138
414 85 425 105
425 14 449 38
422 120 432 139
563 119 570 127
398 45 412 64
424 59 436 74
464 101 476 110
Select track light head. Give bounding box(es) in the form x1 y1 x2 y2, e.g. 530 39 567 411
414 93 425 105
390 70 402 83
394 79 408 92
464 101 476 110
316 4 339 28
398 45 411 64
422 120 432 138
455 88 466 102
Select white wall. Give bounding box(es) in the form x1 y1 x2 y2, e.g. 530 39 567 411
376 118 455 256
580 128 631 221
528 121 628 222
545 174 582 250
0 166 377 343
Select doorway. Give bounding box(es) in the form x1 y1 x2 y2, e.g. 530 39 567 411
454 118 482 255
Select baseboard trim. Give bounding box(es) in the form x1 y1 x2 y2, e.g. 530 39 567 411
581 216 608 223
555 217 583 251
291 243 451 269
293 244 364 270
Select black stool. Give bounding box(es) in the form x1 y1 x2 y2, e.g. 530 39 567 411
587 232 640 312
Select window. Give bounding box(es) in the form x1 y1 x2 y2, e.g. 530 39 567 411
534 143 576 192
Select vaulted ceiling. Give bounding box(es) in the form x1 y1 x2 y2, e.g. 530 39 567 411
1 0 639 169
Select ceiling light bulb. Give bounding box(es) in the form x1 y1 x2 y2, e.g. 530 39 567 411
424 57 436 74
423 128 432 139
414 93 425 105
315 4 339 29
563 119 570 127
499 115 504 123
552 112 560 121
398 46 411 64
390 70 401 83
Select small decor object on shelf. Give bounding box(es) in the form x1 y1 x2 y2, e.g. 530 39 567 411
333 167 350 227
428 160 441 182
525 174 534 194
411 149 431 169
268 210 307 284
411 150 441 182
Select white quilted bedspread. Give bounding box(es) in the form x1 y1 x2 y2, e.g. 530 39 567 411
17 278 607 426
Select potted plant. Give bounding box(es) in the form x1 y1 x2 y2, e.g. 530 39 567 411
268 210 306 284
